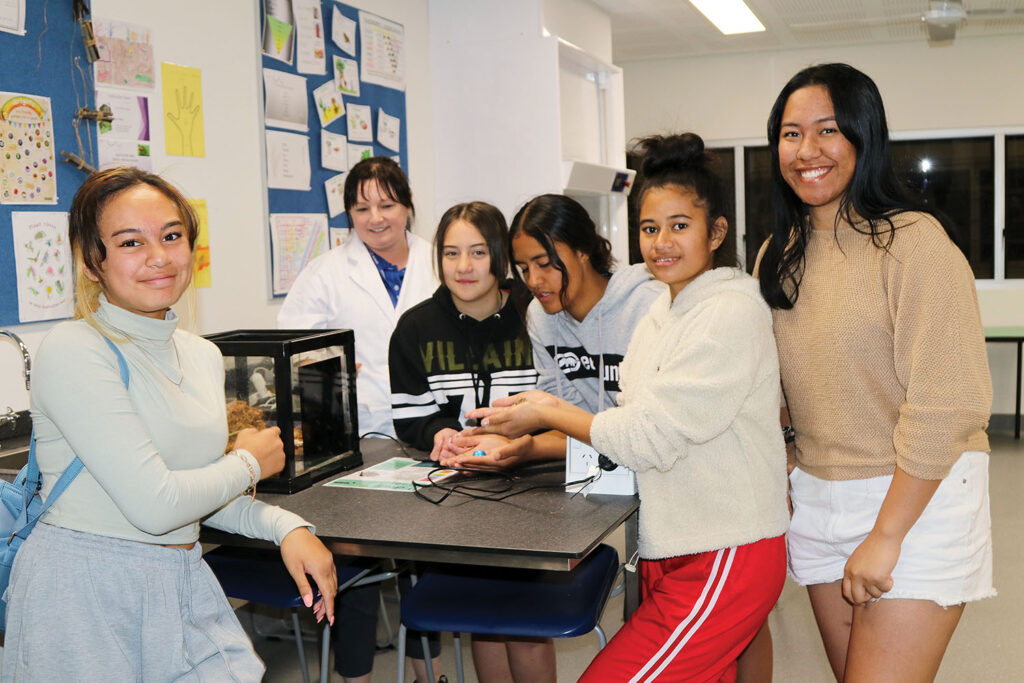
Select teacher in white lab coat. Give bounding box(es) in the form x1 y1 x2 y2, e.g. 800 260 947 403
278 157 437 438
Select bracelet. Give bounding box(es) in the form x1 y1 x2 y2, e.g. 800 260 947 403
230 450 258 500
782 425 796 445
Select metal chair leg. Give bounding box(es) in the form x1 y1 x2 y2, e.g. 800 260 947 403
396 623 407 683
595 624 608 650
453 633 465 683
291 609 311 683
319 620 331 683
420 634 434 682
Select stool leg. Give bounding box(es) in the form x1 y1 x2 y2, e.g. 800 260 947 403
320 620 330 683
396 624 407 683
291 608 312 683
453 633 465 683
594 624 608 650
420 634 435 682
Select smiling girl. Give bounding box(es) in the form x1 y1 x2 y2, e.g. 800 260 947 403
4 167 336 680
438 194 664 469
758 63 993 681
467 134 789 681
389 201 538 456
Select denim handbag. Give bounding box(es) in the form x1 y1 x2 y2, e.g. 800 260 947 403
0 337 128 631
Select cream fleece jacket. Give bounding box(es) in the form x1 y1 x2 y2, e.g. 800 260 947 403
591 268 789 559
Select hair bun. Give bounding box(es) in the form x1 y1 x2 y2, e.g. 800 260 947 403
635 133 707 178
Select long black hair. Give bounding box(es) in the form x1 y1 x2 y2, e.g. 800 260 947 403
631 132 733 268
759 63 957 309
508 194 614 306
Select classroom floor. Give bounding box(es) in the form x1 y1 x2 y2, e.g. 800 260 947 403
251 432 1024 682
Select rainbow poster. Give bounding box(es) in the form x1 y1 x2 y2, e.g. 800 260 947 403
0 92 56 204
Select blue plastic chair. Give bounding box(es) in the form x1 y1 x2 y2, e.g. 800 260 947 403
204 546 400 683
397 544 621 683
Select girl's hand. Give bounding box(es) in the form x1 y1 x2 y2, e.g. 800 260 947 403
429 428 459 462
842 530 900 605
490 390 566 410
465 401 546 438
441 433 533 470
234 426 285 479
280 527 337 625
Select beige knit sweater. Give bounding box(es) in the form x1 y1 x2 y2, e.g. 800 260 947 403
771 211 991 481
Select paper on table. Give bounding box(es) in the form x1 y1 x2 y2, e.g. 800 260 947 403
262 0 294 64
377 108 400 152
324 457 460 492
263 68 308 132
11 211 72 322
359 10 405 91
312 79 345 128
270 213 328 294
324 172 346 218
321 130 348 172
266 129 311 190
346 103 372 143
292 0 326 75
162 62 205 157
333 55 360 97
347 143 373 169
331 6 357 56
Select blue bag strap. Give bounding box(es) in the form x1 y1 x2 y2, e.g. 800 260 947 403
16 337 131 537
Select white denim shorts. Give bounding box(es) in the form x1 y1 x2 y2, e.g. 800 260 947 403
787 451 995 607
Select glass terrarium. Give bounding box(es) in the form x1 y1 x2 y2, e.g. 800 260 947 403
205 329 360 493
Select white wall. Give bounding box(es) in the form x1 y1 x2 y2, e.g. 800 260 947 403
0 0 434 412
621 34 1024 415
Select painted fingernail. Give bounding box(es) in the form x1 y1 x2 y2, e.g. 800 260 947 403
473 450 486 457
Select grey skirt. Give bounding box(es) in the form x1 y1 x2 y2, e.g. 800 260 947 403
1 523 264 682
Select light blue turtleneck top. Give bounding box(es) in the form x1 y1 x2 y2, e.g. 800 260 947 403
30 295 309 545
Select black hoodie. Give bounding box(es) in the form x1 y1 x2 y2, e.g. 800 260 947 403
388 285 538 451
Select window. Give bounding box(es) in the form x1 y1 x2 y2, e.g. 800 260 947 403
1006 135 1024 278
743 146 771 273
891 137 994 279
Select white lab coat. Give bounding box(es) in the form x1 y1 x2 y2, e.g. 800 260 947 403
277 231 437 437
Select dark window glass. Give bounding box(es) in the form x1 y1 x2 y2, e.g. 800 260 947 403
743 146 772 274
625 148 736 266
892 137 994 279
1006 135 1024 278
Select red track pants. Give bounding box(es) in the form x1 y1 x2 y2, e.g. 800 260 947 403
580 535 786 683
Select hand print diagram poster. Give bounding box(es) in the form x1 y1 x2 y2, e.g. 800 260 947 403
0 92 57 205
11 211 72 322
161 63 205 157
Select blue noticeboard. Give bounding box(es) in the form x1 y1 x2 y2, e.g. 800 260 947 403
0 1 96 327
260 0 408 290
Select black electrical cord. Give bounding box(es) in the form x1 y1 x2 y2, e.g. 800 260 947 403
412 465 600 505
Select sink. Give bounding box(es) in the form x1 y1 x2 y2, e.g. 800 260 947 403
0 411 31 475
0 436 30 474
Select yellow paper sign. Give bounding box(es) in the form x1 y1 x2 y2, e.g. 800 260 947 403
162 63 205 157
190 198 211 288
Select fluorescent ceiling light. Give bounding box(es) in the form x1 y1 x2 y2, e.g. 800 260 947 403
688 0 765 35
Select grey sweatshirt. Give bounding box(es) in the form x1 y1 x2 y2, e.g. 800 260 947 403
527 263 665 412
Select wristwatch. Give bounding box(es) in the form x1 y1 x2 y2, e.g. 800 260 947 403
782 425 796 444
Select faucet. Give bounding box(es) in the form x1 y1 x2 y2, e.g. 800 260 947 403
0 330 31 391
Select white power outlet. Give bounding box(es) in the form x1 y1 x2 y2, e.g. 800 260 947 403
565 437 637 496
